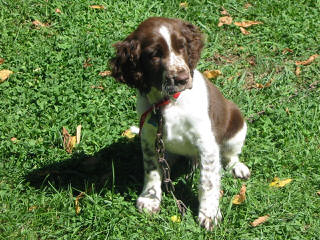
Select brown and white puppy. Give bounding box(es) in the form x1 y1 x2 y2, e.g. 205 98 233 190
110 17 250 230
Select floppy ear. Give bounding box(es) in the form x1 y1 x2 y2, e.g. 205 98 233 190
180 21 204 73
110 39 145 90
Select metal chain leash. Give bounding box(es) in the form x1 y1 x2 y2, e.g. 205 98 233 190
154 108 188 216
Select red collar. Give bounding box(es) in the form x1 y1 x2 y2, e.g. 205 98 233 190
139 92 181 136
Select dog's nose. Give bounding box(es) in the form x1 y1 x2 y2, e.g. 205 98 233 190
174 71 189 84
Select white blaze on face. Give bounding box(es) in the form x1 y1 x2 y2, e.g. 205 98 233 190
158 26 189 76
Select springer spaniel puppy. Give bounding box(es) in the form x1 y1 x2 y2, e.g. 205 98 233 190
110 17 250 230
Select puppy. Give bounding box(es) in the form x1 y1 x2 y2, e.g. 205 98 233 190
110 17 250 230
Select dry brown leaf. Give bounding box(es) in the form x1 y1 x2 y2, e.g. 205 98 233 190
90 5 105 9
269 177 292 187
232 184 246 205
285 108 290 115
244 3 252 9
55 8 61 13
99 70 112 77
32 20 48 27
91 85 104 90
295 54 319 66
218 16 233 27
0 69 13 83
317 191 320 196
247 56 256 66
234 21 263 28
62 127 77 153
240 27 250 35
264 79 272 88
76 125 81 144
220 190 224 198
0 58 4 65
282 48 294 54
250 215 270 227
75 192 85 215
179 2 188 8
220 7 230 16
83 58 92 68
295 66 301 76
203 70 222 79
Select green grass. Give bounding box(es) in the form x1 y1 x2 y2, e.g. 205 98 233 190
1 0 320 239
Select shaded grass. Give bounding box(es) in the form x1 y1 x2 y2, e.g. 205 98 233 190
1 0 320 239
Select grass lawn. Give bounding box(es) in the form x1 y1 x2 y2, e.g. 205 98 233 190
1 0 319 239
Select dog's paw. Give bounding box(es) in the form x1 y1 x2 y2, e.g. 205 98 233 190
136 196 160 213
198 208 222 231
232 162 250 179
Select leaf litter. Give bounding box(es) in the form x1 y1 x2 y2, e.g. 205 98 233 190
250 215 270 227
62 126 81 153
75 192 85 215
203 70 222 79
0 69 13 83
232 184 246 205
269 177 292 187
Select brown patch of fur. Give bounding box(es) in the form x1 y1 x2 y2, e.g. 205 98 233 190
205 79 244 144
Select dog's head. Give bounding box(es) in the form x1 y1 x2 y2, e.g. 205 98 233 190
110 17 204 95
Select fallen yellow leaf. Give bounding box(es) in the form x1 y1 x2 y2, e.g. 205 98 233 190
170 215 181 223
232 184 246 205
295 66 301 76
218 16 233 27
90 5 105 9
179 2 188 8
0 69 13 83
295 54 319 66
269 177 292 187
28 206 37 211
250 215 269 227
203 70 222 79
234 21 263 28
75 192 85 215
122 128 136 139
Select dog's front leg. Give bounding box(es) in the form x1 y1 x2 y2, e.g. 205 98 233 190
136 127 162 213
197 136 222 230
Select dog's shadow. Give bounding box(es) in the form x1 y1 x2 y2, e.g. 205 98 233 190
25 137 198 212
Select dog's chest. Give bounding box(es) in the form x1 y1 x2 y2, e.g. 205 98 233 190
162 104 198 156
